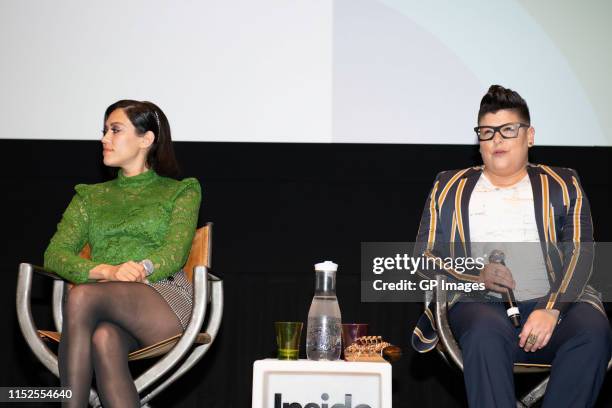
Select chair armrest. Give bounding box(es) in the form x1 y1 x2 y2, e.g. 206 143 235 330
20 264 68 331
28 264 66 281
16 263 61 377
207 271 222 281
433 274 464 370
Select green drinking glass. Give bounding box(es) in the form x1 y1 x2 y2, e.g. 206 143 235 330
275 322 303 360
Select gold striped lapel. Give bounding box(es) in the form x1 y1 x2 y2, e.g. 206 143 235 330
455 178 468 255
540 164 570 211
427 180 440 251
540 174 550 245
437 168 470 213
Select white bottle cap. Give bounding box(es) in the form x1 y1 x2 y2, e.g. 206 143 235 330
314 261 338 272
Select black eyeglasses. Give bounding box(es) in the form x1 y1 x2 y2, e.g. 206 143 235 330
474 122 530 141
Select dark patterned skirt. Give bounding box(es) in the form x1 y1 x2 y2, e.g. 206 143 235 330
146 269 194 329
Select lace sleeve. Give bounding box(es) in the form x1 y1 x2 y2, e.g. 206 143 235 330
44 189 98 283
147 179 202 282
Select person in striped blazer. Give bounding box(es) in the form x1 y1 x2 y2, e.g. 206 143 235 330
411 85 611 407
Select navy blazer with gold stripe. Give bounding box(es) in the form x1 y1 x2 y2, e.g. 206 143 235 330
411 163 604 353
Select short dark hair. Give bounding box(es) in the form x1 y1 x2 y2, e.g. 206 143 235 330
104 100 180 178
477 85 530 125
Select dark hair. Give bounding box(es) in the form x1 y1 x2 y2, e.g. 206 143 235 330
104 100 180 178
477 85 530 125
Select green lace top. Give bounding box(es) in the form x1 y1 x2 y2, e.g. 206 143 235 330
44 169 201 284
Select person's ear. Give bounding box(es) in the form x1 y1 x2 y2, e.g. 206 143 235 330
527 126 535 147
141 131 155 149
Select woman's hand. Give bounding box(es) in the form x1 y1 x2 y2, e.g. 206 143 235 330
519 309 560 352
478 262 516 293
110 262 147 282
90 262 146 282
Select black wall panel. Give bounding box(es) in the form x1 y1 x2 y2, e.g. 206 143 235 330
1 139 610 407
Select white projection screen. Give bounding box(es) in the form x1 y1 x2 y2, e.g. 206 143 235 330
1 0 610 145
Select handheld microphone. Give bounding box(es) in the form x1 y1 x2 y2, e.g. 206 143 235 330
488 250 521 327
140 259 154 279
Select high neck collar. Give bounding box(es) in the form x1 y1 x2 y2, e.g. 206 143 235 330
117 169 158 188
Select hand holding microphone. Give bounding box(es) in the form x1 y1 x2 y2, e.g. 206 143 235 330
483 250 520 327
94 260 154 282
114 259 154 282
108 260 153 282
140 259 154 283
478 255 515 292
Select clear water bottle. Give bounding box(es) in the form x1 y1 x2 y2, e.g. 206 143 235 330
306 261 342 361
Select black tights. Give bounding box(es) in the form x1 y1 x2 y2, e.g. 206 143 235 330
59 282 183 408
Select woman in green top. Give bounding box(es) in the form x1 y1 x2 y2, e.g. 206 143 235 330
44 100 201 408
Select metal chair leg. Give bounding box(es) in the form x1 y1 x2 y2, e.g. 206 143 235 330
519 377 549 407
